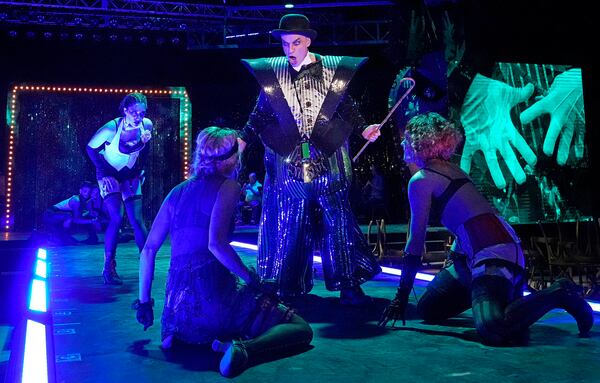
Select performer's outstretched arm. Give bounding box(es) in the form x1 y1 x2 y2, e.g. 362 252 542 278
139 191 173 303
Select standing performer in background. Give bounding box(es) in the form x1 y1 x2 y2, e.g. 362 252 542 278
378 112 593 345
87 92 153 285
240 13 382 304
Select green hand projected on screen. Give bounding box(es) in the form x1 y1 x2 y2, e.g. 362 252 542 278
460 74 537 189
520 68 585 166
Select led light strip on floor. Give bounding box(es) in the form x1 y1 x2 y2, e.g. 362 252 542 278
230 241 600 313
9 248 55 383
231 241 440 284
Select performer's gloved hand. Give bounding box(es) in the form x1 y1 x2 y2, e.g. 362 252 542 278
378 287 411 328
246 267 279 300
132 298 154 331
246 266 262 290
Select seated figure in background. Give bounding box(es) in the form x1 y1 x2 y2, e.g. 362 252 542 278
42 181 101 245
239 172 262 224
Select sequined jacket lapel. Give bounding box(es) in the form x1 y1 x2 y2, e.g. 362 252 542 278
242 55 368 157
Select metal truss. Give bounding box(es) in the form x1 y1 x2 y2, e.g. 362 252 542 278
0 1 396 47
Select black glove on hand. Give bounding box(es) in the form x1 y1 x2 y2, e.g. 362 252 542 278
378 287 411 328
246 266 279 301
132 298 154 331
247 266 262 290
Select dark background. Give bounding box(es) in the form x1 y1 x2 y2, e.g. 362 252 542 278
0 0 597 228
10 92 183 231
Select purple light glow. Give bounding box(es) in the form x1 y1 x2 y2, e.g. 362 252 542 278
230 241 600 312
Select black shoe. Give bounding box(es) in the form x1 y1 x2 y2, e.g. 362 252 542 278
212 339 249 378
103 268 123 285
552 278 594 335
340 286 373 306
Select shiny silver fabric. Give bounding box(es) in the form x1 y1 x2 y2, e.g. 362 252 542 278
269 56 340 137
284 143 328 183
258 146 381 295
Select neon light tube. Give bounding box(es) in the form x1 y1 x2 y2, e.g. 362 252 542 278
28 279 47 312
35 259 47 279
21 319 48 383
230 241 259 251
229 241 600 312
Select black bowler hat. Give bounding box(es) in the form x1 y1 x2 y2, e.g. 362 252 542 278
271 14 317 40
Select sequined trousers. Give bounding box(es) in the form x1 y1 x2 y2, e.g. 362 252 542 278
257 147 381 296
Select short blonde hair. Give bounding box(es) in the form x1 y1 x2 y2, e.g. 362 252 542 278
191 126 238 178
405 112 463 161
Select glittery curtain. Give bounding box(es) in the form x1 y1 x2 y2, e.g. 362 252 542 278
12 91 182 231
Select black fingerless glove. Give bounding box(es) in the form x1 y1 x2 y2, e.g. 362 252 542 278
399 251 422 291
378 286 412 327
132 298 154 331
392 286 411 311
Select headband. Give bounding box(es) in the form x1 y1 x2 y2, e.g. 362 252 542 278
208 141 239 161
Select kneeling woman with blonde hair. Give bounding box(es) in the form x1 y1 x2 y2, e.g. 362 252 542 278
135 126 313 377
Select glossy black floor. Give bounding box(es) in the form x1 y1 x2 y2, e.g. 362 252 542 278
6 229 600 383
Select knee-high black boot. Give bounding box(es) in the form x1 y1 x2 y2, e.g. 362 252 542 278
504 277 594 336
102 252 123 285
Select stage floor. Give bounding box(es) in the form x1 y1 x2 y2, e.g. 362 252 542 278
43 237 600 383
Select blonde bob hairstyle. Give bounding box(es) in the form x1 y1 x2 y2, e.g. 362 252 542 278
191 126 239 178
404 112 463 161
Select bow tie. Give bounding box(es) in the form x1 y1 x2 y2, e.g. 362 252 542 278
293 62 323 81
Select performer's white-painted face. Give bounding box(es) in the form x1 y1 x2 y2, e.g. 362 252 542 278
280 34 311 67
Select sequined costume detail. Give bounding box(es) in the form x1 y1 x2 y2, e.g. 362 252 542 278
242 55 381 295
